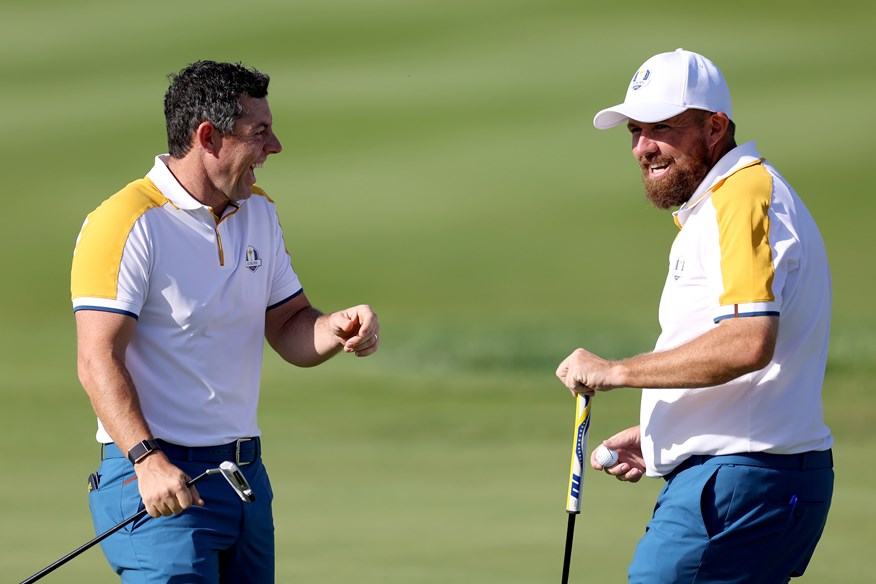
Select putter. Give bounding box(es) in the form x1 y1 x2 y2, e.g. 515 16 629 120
216 460 256 502
561 394 592 584
19 461 254 584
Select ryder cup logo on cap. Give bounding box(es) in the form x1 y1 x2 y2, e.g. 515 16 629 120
631 68 651 90
593 49 733 129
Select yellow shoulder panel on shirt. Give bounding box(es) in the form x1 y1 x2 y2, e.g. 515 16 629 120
71 178 168 300
712 163 776 305
251 185 273 203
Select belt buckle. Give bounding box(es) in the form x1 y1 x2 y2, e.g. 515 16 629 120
234 438 253 466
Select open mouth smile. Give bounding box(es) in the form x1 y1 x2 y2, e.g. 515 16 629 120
248 161 264 182
643 158 672 179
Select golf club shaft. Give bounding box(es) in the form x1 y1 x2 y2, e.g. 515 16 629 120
19 470 210 584
561 512 576 584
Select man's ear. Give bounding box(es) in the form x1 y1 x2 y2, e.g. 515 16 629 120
194 121 221 155
706 113 730 150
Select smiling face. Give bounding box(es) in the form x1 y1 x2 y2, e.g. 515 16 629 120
213 95 282 205
627 109 717 210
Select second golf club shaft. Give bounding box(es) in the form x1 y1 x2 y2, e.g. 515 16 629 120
20 470 211 584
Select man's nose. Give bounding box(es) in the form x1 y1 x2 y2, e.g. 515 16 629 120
267 131 282 154
632 133 659 160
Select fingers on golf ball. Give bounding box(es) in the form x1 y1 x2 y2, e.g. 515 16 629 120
596 444 619 468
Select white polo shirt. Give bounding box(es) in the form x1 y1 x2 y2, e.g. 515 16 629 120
71 155 302 446
641 142 833 477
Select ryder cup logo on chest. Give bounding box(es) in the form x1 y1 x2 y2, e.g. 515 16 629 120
630 68 651 90
245 245 262 272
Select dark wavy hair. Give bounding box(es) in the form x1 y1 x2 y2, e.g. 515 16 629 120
164 60 270 158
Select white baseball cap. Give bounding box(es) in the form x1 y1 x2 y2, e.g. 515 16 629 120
593 49 733 130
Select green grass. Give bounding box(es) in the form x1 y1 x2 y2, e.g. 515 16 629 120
2 0 875 582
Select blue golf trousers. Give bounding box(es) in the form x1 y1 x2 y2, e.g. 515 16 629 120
629 450 833 584
89 442 275 583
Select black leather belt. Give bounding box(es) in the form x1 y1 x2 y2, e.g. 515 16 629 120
102 438 260 466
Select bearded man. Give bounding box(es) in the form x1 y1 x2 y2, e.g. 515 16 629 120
555 49 834 583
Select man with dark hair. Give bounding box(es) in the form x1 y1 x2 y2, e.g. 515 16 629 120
556 49 833 582
72 60 380 582
164 60 271 157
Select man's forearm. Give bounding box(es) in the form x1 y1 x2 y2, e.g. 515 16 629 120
267 303 343 367
78 352 154 453
76 310 155 453
613 316 778 389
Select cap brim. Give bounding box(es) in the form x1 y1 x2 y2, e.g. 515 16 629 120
593 102 689 130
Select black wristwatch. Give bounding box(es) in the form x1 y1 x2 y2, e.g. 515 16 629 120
127 439 161 464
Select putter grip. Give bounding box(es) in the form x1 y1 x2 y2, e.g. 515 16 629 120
565 394 592 514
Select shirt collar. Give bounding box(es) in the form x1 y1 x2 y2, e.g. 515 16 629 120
146 155 204 210
672 141 764 227
146 154 246 213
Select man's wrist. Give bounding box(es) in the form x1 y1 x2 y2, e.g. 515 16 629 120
127 439 162 464
610 361 631 388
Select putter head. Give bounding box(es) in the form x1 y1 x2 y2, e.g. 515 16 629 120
218 461 256 502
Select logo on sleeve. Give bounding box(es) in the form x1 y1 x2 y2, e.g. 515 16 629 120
245 246 262 272
671 256 685 280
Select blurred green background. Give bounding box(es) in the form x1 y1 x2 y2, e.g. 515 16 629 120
2 0 874 582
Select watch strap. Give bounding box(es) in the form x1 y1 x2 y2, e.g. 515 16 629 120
127 439 161 464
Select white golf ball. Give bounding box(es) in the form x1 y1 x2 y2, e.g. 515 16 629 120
595 444 619 468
